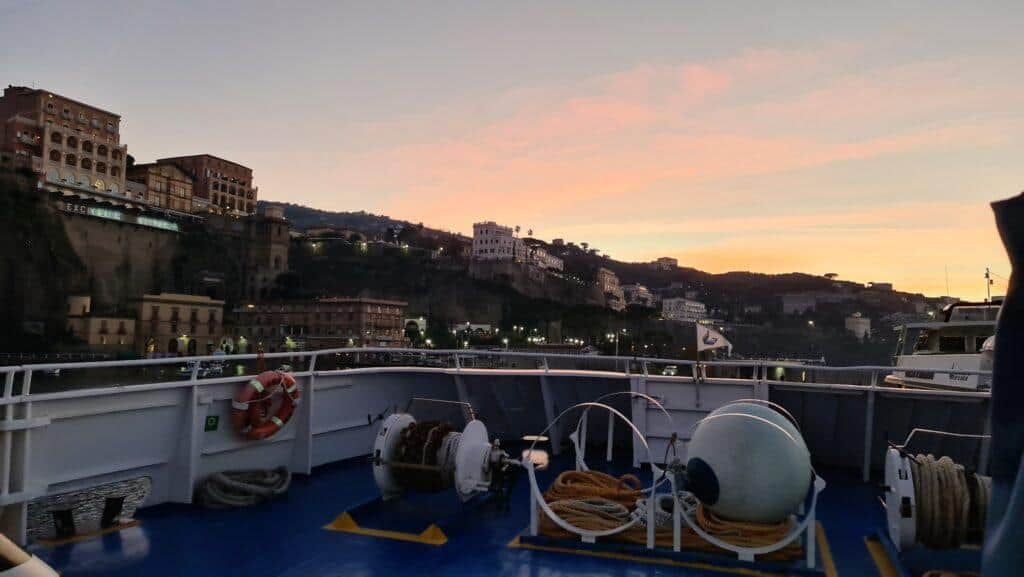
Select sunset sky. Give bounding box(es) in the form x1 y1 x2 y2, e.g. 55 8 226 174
3 1 1019 299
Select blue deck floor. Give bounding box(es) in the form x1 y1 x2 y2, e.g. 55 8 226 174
31 456 885 577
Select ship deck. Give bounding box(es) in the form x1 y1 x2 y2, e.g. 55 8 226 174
30 456 884 577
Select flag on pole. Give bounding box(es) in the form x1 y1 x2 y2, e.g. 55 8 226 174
697 326 732 355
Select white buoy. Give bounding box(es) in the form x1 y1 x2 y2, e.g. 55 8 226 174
685 402 812 523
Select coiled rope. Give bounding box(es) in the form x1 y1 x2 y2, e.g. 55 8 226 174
538 470 801 560
907 454 990 549
198 467 292 509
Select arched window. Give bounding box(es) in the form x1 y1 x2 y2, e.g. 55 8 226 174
94 179 105 190
110 166 120 177
81 158 92 170
51 132 62 145
49 149 61 162
65 153 76 166
66 136 78 149
109 183 119 194
167 338 178 354
96 162 106 174
111 149 122 160
96 144 107 156
187 340 197 355
273 256 281 270
82 140 93 153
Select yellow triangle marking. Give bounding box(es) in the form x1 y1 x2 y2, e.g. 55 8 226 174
324 511 448 546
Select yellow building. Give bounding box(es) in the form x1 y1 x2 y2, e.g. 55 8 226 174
126 162 194 213
132 293 225 356
65 296 136 351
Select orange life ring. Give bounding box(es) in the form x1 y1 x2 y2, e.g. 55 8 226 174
231 370 299 440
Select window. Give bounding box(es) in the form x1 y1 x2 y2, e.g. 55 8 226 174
77 113 86 123
46 102 54 112
81 158 92 170
66 136 78 148
51 132 62 145
82 140 93 153
49 150 61 162
110 166 120 177
65 153 76 166
939 336 966 353
111 149 121 160
97 144 107 156
106 122 114 132
94 179 105 190
96 162 107 174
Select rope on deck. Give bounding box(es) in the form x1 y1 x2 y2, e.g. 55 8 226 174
197 467 292 509
537 470 802 560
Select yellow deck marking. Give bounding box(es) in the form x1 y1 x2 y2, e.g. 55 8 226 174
323 512 448 546
509 522 837 577
864 537 902 577
35 520 141 547
817 523 839 577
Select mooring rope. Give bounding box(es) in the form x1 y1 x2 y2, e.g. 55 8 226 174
907 453 991 549
538 470 802 560
197 467 292 509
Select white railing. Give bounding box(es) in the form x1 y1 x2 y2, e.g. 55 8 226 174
0 348 992 545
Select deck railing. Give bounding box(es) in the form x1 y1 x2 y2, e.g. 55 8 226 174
0 348 992 545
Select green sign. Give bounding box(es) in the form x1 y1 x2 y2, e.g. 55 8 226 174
204 415 220 432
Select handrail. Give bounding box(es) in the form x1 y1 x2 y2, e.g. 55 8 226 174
2 346 995 376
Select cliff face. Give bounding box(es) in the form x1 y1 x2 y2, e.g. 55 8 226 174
0 170 85 350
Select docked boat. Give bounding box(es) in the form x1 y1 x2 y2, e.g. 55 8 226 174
885 301 998 390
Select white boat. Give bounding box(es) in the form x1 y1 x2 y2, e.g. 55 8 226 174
885 301 998 390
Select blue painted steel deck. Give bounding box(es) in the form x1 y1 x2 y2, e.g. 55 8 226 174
30 458 884 577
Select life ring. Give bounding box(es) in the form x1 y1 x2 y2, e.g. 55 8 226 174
231 371 299 440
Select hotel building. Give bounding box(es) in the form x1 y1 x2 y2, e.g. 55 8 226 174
157 154 256 216
0 85 129 200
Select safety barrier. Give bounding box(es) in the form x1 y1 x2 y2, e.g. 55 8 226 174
0 348 991 545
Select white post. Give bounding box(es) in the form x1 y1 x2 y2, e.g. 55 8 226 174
862 371 877 482
606 411 614 462
290 352 317 474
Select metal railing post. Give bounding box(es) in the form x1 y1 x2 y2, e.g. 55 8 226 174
862 370 877 482
290 352 318 475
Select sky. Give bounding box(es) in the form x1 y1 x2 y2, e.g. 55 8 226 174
2 1 1020 299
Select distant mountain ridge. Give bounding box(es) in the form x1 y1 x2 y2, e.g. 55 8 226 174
259 200 920 301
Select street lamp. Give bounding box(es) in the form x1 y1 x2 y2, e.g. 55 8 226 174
502 337 509 350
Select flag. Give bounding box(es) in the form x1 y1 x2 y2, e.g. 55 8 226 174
697 326 732 355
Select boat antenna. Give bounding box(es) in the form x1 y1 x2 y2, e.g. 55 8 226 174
985 267 992 303
945 264 951 297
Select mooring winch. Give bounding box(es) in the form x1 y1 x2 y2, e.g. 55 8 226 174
371 398 544 502
882 428 992 551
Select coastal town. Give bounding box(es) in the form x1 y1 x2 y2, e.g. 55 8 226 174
1 84 966 365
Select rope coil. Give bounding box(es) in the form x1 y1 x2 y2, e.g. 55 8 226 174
392 420 460 492
197 467 291 509
538 470 802 560
907 453 991 549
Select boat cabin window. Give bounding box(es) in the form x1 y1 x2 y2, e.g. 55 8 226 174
912 331 933 353
939 336 966 353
